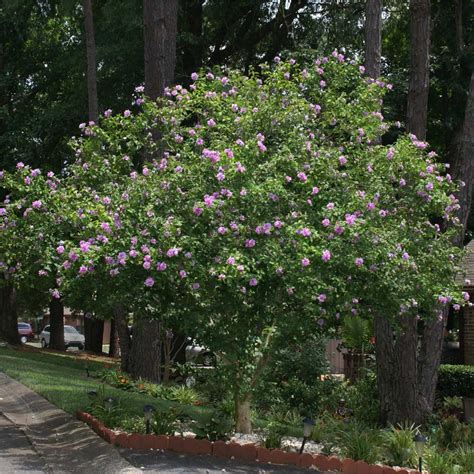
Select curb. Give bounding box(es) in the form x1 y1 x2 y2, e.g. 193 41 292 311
76 411 421 473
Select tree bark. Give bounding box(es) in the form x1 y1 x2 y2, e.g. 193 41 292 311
0 279 19 345
49 298 65 350
113 304 131 372
452 73 474 241
364 0 382 79
143 0 178 100
406 0 431 140
84 316 103 353
108 317 120 358
235 396 252 434
83 0 98 122
129 318 162 382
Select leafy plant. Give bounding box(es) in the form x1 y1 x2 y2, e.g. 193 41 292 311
436 415 470 449
381 423 418 468
119 416 146 434
438 365 474 399
337 421 380 464
426 449 457 474
169 385 201 405
192 408 233 441
150 408 179 436
261 421 284 449
454 447 474 473
341 316 372 353
440 396 464 420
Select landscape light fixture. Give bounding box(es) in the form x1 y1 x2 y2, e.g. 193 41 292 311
104 397 115 411
299 418 315 454
143 405 155 434
413 433 427 474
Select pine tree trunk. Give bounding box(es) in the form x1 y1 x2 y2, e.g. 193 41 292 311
143 0 178 100
407 0 431 140
83 0 98 122
108 317 120 358
0 279 19 345
49 298 65 351
84 317 103 353
113 305 131 372
364 0 382 79
129 318 162 382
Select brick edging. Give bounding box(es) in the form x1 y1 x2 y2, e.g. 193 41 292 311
76 411 420 473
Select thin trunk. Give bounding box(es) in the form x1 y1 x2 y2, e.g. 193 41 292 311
180 0 204 81
129 318 162 382
0 279 19 345
454 0 464 55
84 316 103 353
83 0 98 122
235 396 252 434
113 304 131 372
364 0 383 79
407 0 431 140
143 0 178 100
49 298 65 351
108 317 120 358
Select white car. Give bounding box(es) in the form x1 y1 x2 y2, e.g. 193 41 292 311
40 325 85 350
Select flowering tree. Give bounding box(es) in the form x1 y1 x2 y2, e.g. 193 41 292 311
37 53 462 431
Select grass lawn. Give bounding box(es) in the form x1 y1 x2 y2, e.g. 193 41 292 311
0 346 209 420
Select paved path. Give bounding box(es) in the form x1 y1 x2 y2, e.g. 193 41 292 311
0 371 317 473
0 372 139 473
0 415 46 473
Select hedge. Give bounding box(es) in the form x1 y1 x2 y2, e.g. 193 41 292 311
437 365 474 398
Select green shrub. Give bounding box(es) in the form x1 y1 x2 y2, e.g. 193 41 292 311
254 334 329 416
454 447 474 473
119 416 146 433
192 408 233 441
381 423 418 468
150 408 179 435
437 365 474 399
436 416 471 450
337 421 380 464
260 421 285 449
426 450 457 474
169 385 201 405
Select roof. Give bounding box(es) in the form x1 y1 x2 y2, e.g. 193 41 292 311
456 240 474 287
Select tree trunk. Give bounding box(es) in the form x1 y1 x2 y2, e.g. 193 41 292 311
406 0 431 140
113 304 131 372
0 279 19 345
452 73 474 242
364 0 382 79
179 0 204 81
84 316 103 353
83 0 98 122
235 396 252 434
108 317 120 358
129 318 162 382
143 0 178 100
49 298 65 351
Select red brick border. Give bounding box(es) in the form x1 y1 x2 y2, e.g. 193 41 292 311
76 411 422 473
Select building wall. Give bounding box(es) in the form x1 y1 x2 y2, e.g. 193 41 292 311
464 305 474 365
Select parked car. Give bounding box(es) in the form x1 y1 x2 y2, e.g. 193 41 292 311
40 325 85 350
185 339 216 366
17 322 35 344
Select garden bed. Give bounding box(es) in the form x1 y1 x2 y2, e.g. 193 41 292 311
77 410 421 473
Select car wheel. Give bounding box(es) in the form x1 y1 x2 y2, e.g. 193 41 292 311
20 336 27 344
41 339 48 348
78 344 84 351
201 353 216 367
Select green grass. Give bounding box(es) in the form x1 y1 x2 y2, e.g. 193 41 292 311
0 346 209 420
